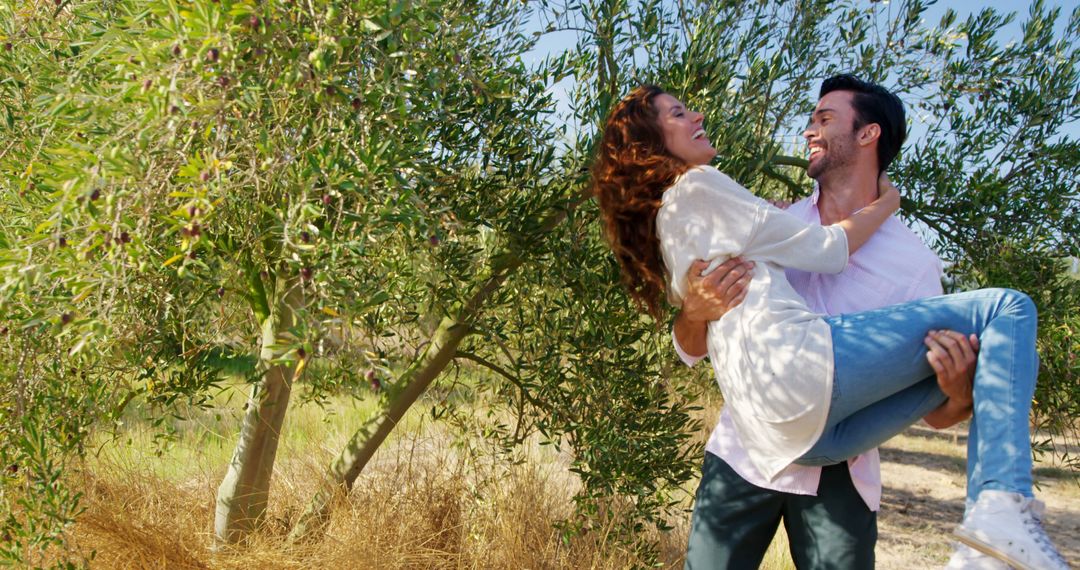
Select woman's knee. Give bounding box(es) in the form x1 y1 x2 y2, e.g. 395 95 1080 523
990 287 1036 317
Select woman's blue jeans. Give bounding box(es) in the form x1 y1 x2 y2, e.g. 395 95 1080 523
795 288 1038 503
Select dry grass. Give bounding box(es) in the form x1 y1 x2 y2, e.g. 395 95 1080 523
66 411 1078 570
23 374 1080 568
68 441 689 569
62 384 776 569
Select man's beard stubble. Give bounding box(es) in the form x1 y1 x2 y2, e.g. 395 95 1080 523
807 132 858 182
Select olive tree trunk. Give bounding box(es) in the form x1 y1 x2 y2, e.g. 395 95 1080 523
214 275 304 544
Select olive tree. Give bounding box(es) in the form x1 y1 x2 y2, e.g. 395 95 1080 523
0 0 569 549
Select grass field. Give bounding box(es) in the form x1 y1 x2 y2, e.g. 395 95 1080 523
65 381 692 569
62 379 1076 569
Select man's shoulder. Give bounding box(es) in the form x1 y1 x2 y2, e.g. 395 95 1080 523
852 216 944 300
877 217 940 261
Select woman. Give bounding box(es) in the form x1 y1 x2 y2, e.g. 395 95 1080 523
592 85 1068 570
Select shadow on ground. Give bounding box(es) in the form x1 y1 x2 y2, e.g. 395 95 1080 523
879 446 966 474
878 426 1080 568
895 425 1078 480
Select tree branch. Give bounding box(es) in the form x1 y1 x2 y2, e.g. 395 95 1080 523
769 154 809 169
761 164 804 199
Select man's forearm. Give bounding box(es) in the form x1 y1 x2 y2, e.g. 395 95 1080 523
923 399 973 430
673 311 709 359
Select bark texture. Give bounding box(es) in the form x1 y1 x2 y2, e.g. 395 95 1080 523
214 277 303 544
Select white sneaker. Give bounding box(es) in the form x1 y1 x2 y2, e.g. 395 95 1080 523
944 542 1011 569
954 490 1070 570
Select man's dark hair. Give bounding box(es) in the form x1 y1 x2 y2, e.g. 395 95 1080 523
819 74 906 171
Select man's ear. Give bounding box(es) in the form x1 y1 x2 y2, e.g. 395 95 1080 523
857 123 881 147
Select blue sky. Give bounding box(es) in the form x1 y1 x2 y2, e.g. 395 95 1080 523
906 0 1079 144
525 0 1080 146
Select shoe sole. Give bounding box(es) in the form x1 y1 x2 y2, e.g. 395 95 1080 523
953 527 1033 570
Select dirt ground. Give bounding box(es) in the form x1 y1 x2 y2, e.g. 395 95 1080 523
874 424 1080 569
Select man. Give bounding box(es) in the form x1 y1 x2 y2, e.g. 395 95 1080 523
677 74 995 569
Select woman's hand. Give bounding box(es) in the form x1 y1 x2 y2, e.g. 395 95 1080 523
876 172 901 214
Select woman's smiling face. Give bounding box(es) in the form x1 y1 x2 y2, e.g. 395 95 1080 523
653 93 716 166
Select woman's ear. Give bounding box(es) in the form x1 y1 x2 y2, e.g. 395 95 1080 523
857 123 881 147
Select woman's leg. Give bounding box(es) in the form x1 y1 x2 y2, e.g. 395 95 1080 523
796 288 1038 500
964 352 1039 505
796 377 946 465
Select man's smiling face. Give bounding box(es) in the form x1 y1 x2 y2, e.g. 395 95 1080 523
803 90 861 179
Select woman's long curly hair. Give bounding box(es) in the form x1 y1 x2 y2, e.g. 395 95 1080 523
592 85 691 320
